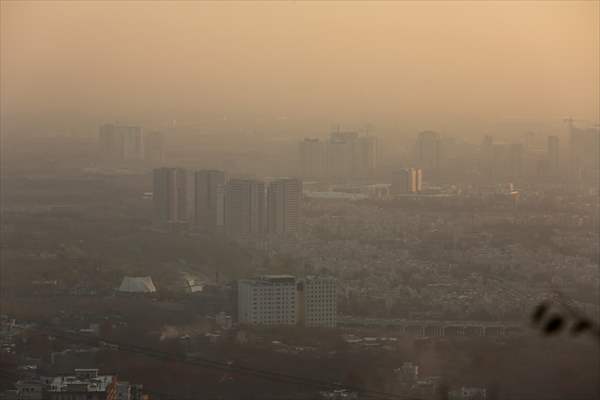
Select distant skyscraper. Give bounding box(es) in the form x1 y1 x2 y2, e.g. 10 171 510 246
330 131 359 142
153 168 188 223
194 170 226 232
325 131 377 180
416 131 441 173
266 178 302 235
327 133 355 179
99 124 144 161
299 139 327 179
99 124 120 160
391 168 422 194
224 179 265 237
508 143 524 178
144 131 164 163
353 136 378 178
299 132 377 181
415 168 423 192
567 120 600 180
547 136 560 177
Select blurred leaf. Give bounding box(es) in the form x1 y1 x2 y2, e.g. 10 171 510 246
544 315 564 335
570 319 592 336
531 303 548 325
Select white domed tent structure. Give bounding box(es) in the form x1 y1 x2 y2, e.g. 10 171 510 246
117 276 157 294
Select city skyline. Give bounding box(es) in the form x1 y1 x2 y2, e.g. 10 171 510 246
1 1 598 138
1 2 598 400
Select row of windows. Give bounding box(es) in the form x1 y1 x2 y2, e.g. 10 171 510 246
251 300 295 303
251 311 292 315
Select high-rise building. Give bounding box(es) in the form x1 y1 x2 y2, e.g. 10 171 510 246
416 131 441 173
266 178 302 235
327 134 355 179
353 136 378 178
194 170 226 232
508 143 524 178
299 139 327 179
153 168 188 223
328 132 378 180
415 168 423 192
144 131 164 163
391 168 422 194
330 131 359 142
99 124 120 160
224 179 265 237
297 276 336 328
99 124 144 161
547 136 560 177
237 275 298 325
567 120 600 181
299 132 377 180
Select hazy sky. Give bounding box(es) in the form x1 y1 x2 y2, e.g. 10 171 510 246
1 1 598 137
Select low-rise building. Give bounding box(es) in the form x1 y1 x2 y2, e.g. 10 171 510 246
44 369 116 400
14 380 43 400
449 387 487 400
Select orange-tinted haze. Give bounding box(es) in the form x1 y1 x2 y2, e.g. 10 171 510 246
1 0 598 136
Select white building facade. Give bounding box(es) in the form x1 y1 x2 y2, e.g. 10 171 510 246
237 275 336 328
298 276 337 328
237 275 297 325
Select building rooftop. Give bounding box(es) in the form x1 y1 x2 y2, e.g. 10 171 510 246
46 372 114 393
117 276 156 293
239 275 297 285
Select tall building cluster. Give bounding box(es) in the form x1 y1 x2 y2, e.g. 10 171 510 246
299 132 377 180
153 168 302 237
414 130 571 182
391 168 423 194
99 124 144 161
237 275 336 328
98 124 164 163
477 131 597 182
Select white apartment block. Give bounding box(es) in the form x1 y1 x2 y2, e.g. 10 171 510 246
237 275 297 325
237 275 336 328
298 276 337 328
